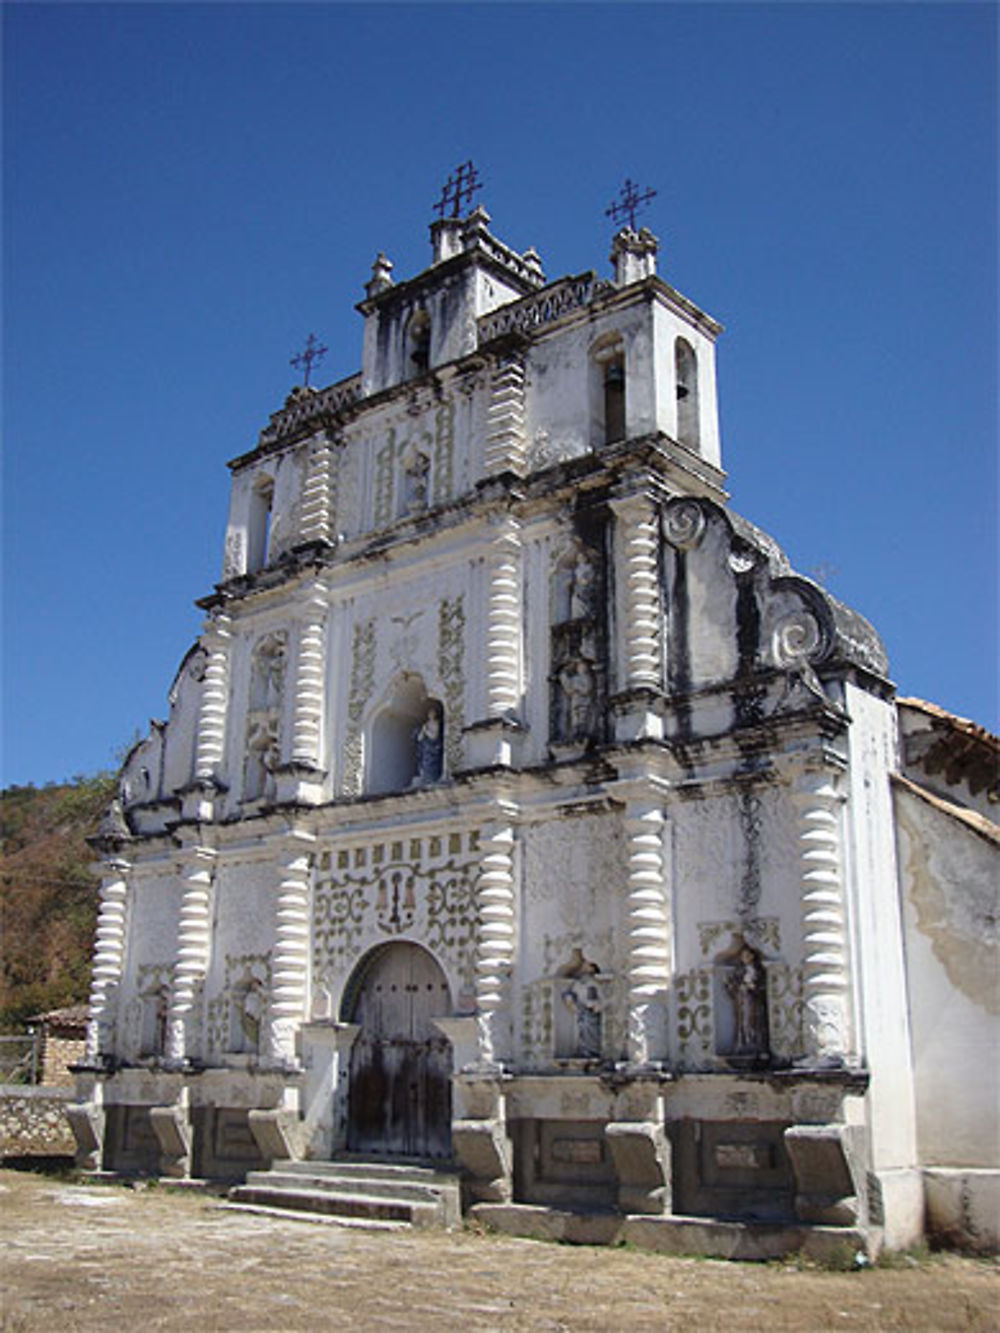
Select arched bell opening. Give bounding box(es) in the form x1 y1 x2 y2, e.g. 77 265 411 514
341 941 453 1161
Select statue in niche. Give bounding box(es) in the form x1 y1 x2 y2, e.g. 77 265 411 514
560 950 603 1059
414 701 444 783
567 549 596 621
250 634 286 711
725 943 768 1056
557 659 595 741
403 447 430 514
233 981 263 1055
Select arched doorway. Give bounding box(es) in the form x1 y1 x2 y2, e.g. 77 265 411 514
342 942 453 1161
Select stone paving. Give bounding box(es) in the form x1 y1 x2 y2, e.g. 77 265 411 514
0 1170 996 1331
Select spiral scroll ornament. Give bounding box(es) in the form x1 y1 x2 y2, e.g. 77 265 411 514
771 610 823 668
662 499 706 551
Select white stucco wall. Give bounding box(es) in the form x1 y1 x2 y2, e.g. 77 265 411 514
894 782 1000 1169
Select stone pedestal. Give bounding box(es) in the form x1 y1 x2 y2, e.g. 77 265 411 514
606 1120 672 1214
784 1122 866 1226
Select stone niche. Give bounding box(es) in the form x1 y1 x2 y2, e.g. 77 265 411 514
511 1118 617 1210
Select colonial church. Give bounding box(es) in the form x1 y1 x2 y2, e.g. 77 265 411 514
70 176 998 1258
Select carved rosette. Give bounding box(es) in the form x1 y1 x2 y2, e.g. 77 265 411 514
661 498 706 552
298 430 338 545
792 770 852 1063
85 857 131 1060
193 612 232 784
474 822 517 1065
610 494 662 691
623 800 671 1065
485 354 527 476
268 833 314 1063
290 586 327 769
167 845 216 1063
485 518 523 719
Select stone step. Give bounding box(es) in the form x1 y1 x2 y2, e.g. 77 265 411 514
241 1169 450 1206
228 1158 462 1230
229 1183 443 1227
221 1201 410 1231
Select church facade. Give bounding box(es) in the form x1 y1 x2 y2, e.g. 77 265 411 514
70 194 998 1256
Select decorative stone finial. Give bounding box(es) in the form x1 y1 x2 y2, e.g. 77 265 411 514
610 227 659 286
522 247 545 281
366 252 394 298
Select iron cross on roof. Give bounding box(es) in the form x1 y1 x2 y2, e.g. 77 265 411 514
433 160 482 220
606 178 657 231
290 332 328 387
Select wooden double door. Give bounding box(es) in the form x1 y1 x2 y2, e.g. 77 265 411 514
345 943 453 1161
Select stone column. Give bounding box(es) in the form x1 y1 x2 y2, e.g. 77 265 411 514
623 797 671 1067
85 856 131 1061
609 492 663 740
473 820 517 1067
167 843 216 1065
275 585 327 804
792 768 852 1065
267 828 314 1066
186 610 232 820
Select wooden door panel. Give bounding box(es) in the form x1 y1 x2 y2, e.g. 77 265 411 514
346 943 453 1160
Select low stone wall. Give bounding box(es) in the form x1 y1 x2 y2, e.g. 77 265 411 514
0 1084 76 1157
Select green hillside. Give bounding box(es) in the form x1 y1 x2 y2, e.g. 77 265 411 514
0 773 116 1032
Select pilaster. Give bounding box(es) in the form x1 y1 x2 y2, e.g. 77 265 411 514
622 795 671 1066
188 609 232 819
792 767 854 1065
267 827 315 1066
609 491 663 740
465 516 523 768
473 819 518 1067
298 429 337 546
484 354 527 477
85 856 131 1061
275 584 327 804
167 842 216 1065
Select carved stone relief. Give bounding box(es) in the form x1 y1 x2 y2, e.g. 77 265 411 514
342 618 377 797
312 830 480 1008
438 595 466 775
205 953 271 1060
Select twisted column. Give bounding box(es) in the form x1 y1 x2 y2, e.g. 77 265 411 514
623 798 671 1066
268 830 314 1064
793 770 852 1064
610 493 663 692
485 518 522 720
194 611 232 784
290 586 327 770
85 857 131 1061
167 844 216 1064
474 821 517 1066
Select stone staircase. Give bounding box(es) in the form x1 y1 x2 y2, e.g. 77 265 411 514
226 1158 463 1230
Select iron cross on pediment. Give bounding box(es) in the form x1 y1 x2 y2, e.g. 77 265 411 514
434 161 482 219
606 178 657 231
290 332 328 387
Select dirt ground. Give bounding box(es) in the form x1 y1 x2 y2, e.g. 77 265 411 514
0 1168 996 1332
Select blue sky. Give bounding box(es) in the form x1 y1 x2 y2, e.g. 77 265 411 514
3 2 997 787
